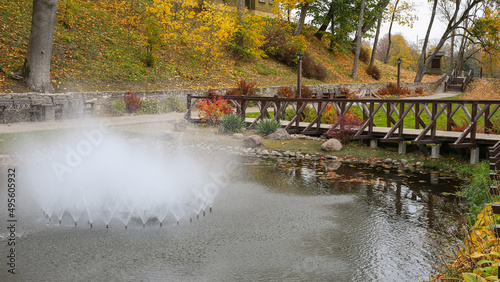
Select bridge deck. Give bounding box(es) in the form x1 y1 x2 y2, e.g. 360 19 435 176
244 117 500 145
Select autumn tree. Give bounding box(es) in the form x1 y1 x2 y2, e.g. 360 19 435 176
414 0 484 82
22 0 58 93
386 34 413 68
369 0 391 67
383 0 416 64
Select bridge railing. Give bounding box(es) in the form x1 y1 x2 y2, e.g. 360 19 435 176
444 68 457 92
463 69 475 92
186 95 500 148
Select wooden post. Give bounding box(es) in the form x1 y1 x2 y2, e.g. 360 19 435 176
185 94 192 121
397 58 401 88
297 55 302 98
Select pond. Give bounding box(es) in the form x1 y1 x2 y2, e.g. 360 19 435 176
0 153 463 281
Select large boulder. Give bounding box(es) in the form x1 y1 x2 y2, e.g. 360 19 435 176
242 135 262 148
267 128 291 140
232 133 245 140
321 138 343 151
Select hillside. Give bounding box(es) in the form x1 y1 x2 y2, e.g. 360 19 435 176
0 0 438 94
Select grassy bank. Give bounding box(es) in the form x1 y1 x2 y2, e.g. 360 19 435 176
0 0 438 94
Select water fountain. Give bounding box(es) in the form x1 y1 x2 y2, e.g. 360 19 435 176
20 126 220 228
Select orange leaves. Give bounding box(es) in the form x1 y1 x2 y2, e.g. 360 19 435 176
464 79 500 100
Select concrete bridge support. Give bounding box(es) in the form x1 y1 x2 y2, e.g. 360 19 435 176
470 148 480 164
431 145 440 158
398 142 407 155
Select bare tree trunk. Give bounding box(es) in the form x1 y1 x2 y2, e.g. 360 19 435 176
361 0 390 35
314 2 335 40
384 0 399 64
370 11 383 67
456 16 470 74
22 0 58 93
329 16 335 51
352 0 366 79
414 0 438 82
450 23 455 70
236 0 246 23
294 3 310 36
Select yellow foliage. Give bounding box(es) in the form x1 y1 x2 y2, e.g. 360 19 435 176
149 0 241 66
435 205 500 281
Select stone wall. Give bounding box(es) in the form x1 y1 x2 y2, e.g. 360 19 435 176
2 74 447 118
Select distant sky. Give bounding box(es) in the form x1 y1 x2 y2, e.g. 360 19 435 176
378 0 448 47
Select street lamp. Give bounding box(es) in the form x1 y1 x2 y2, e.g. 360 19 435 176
297 51 303 98
397 58 402 87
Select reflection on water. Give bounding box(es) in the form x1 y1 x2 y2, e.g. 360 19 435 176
240 158 464 281
0 157 465 281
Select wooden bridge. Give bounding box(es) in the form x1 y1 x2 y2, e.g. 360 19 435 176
186 94 500 148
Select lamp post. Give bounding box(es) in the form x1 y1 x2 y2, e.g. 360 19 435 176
297 51 303 98
397 58 402 88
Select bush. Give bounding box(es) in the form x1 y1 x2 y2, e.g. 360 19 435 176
339 87 351 98
300 85 313 98
262 24 297 66
277 86 295 98
359 46 370 63
376 84 411 97
137 99 159 114
226 79 257 96
415 87 424 94
366 65 381 80
284 108 296 121
197 96 234 125
228 14 266 60
320 104 338 124
325 110 363 144
256 119 281 135
124 91 142 113
218 114 246 134
283 106 316 122
302 52 328 81
112 99 126 115
161 97 186 112
261 24 327 81
376 87 390 96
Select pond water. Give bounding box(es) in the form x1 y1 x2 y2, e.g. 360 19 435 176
0 155 463 282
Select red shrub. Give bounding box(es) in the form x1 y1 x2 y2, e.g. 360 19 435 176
226 79 256 96
300 86 313 98
366 65 381 80
377 84 411 97
415 87 424 94
124 91 142 113
197 96 234 125
325 110 363 144
278 87 295 98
